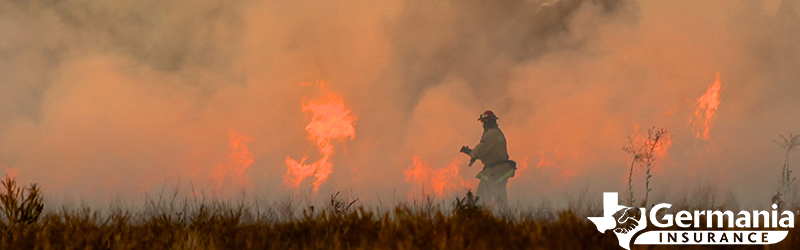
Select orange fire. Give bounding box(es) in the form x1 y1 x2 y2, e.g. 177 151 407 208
652 138 672 164
689 73 722 140
404 156 472 198
535 154 553 169
285 81 356 193
534 151 580 180
628 125 672 171
2 163 18 179
210 128 254 196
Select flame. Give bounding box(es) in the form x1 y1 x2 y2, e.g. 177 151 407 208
628 126 672 171
535 154 553 169
2 163 18 179
689 73 722 140
534 151 582 179
285 81 356 193
652 139 672 164
403 156 471 198
210 128 254 196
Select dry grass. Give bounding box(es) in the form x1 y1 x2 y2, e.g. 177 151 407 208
1 176 799 249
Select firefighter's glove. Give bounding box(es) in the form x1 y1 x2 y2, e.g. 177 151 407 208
459 146 472 155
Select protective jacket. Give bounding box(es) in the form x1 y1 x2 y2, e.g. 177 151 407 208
471 128 515 183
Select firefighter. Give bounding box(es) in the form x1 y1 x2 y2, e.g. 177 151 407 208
460 110 516 206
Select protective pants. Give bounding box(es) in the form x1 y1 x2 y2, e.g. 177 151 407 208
475 163 513 207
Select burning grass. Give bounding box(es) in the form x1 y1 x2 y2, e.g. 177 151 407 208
1 176 799 249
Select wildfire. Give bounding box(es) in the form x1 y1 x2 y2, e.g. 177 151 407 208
404 157 471 198
534 151 580 179
535 154 553 169
210 128 254 196
689 73 722 140
627 125 673 171
652 137 672 162
2 163 17 179
285 81 356 193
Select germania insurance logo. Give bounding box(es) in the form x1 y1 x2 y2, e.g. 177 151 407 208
588 192 795 249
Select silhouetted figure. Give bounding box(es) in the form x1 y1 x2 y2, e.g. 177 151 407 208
460 110 516 206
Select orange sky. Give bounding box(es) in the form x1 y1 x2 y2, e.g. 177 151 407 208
0 0 799 208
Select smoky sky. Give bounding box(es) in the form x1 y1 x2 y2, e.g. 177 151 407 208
388 0 637 115
0 0 799 208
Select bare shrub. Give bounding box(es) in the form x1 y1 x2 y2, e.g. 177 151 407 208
326 191 359 216
773 133 800 210
623 127 672 207
452 190 483 218
0 175 43 226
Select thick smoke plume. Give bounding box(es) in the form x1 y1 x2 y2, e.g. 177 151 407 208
0 0 799 207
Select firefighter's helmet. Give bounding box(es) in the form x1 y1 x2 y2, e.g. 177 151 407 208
478 110 498 121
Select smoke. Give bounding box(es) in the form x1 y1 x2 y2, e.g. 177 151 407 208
0 0 799 207
388 0 636 110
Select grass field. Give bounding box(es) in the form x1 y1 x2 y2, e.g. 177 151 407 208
1 176 798 249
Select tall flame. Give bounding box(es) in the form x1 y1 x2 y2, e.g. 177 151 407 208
210 128 254 196
689 73 722 140
404 156 471 198
285 81 356 193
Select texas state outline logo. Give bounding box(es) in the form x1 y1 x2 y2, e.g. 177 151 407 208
588 192 647 250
